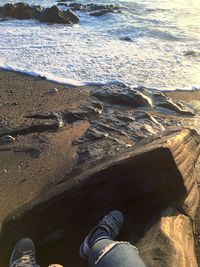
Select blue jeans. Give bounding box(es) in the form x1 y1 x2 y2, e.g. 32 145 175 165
89 239 146 267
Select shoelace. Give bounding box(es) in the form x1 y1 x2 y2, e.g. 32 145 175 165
101 215 119 236
11 250 39 267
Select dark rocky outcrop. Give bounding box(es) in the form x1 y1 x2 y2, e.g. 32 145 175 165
58 2 120 16
12 3 42 20
0 135 15 145
120 36 133 42
0 122 60 138
0 3 79 24
0 3 15 17
58 2 85 11
40 5 79 24
90 9 113 16
93 85 153 108
0 1 119 23
154 93 195 116
137 207 198 267
90 7 120 16
0 3 43 19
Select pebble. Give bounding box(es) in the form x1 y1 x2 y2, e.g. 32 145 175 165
49 88 59 94
0 135 15 145
120 37 133 42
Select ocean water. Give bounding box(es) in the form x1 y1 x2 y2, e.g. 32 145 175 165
0 0 200 89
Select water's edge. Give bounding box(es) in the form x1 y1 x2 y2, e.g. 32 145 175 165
1 65 198 92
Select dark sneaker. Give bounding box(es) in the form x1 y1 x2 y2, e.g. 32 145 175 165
9 238 39 267
79 210 124 260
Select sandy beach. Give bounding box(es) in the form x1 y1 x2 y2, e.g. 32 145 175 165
0 69 90 226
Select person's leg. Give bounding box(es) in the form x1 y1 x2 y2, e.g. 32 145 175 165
80 210 124 259
80 210 146 267
89 239 146 267
9 238 39 267
10 238 64 267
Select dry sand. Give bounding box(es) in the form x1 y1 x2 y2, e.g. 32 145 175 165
0 69 90 227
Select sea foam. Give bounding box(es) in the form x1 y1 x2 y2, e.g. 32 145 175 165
0 0 200 90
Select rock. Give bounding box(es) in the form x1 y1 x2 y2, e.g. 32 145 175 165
93 86 153 108
27 111 64 129
72 127 108 145
60 3 84 11
88 4 119 12
38 135 49 144
62 110 88 124
27 111 58 120
0 123 59 138
0 3 79 24
184 50 199 57
120 37 133 42
0 129 199 267
0 3 42 19
0 135 15 145
40 5 79 24
49 88 59 94
58 2 120 14
90 9 114 16
12 147 42 158
12 3 42 20
157 98 195 116
137 207 198 267
63 9 79 23
86 101 104 115
0 3 15 17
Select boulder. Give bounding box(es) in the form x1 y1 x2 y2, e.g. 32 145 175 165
137 207 198 267
0 3 79 24
0 2 42 19
40 5 79 24
89 5 120 16
88 4 119 12
63 9 79 23
12 3 42 20
120 37 133 42
90 9 113 16
62 3 85 11
0 3 15 17
58 2 120 13
93 86 153 108
0 135 15 145
157 98 195 116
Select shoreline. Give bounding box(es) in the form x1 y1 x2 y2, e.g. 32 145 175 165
0 66 128 88
1 66 199 92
